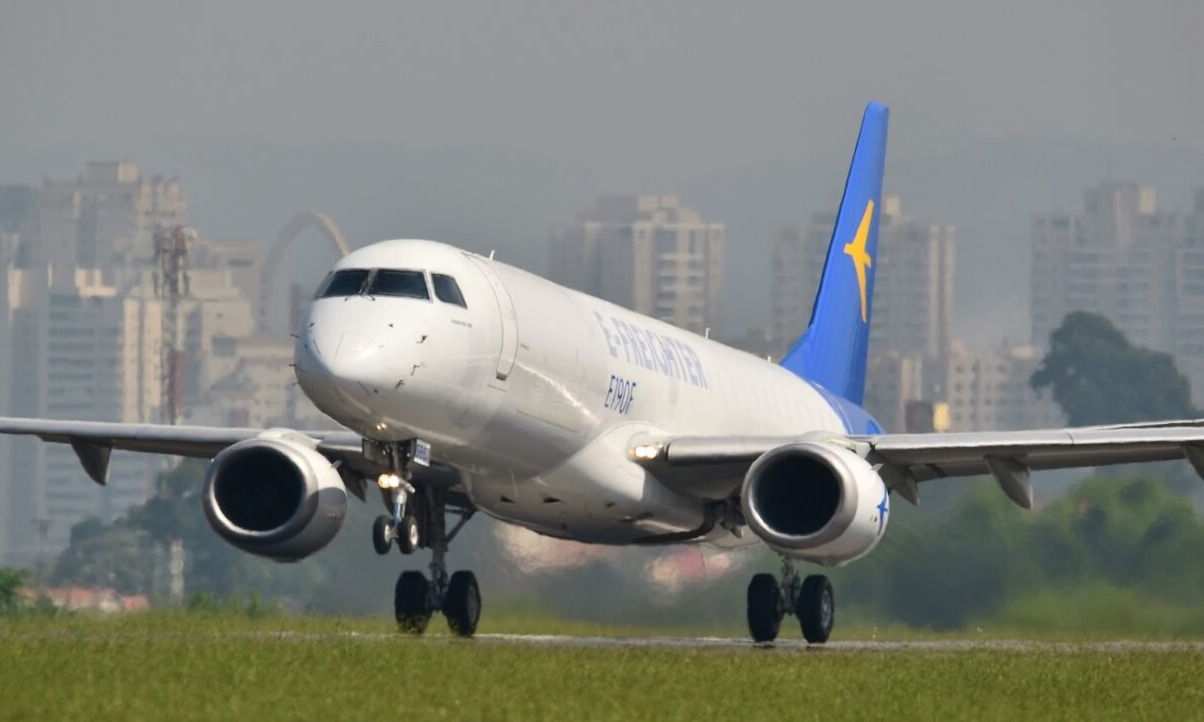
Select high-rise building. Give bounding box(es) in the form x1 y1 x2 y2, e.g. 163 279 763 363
863 351 928 432
943 342 1064 431
550 195 724 335
35 162 185 273
1 266 166 564
0 185 38 241
1031 183 1204 402
0 160 338 565
190 237 263 307
205 335 330 430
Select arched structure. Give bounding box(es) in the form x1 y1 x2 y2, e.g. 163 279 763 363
261 211 351 324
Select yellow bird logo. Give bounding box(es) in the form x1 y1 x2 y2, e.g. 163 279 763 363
842 199 875 323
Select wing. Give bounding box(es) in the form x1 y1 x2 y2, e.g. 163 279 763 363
0 416 459 501
631 423 1204 509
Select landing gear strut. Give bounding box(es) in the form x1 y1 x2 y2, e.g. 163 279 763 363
746 557 834 644
364 438 480 637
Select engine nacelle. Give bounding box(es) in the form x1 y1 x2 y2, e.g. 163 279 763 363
202 430 347 562
740 441 889 565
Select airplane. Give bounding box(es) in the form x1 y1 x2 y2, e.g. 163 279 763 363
5 101 1204 643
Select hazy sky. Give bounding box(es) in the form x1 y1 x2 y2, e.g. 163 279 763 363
5 1 1203 174
4 0 1204 341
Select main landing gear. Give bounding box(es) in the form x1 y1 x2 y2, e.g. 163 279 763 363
366 439 478 637
747 557 834 644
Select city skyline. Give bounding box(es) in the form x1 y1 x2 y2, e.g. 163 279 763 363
0 161 328 565
3 150 1204 562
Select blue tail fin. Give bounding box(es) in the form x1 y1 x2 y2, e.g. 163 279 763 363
779 101 889 404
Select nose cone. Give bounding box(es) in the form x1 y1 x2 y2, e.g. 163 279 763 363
294 301 414 430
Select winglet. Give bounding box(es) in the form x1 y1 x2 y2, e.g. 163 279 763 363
780 102 889 404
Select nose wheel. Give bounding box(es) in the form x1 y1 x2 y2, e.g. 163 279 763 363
373 512 420 555
372 469 421 555
745 558 834 644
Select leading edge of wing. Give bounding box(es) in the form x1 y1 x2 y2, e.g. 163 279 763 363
865 425 1204 477
641 424 1204 472
633 423 1204 502
0 416 261 454
0 416 364 483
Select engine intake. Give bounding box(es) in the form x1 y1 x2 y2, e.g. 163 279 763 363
740 441 888 565
203 431 347 562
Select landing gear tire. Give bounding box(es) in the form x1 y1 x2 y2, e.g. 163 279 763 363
397 513 421 555
372 515 394 555
797 574 834 644
444 570 481 637
747 573 784 643
395 570 432 634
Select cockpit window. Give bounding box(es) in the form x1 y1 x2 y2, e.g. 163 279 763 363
432 274 467 308
368 269 430 300
315 269 370 299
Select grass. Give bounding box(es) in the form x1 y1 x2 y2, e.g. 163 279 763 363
992 582 1204 639
2 612 1203 721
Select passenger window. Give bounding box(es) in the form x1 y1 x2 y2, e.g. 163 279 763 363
368 269 430 300
316 269 370 298
432 274 467 308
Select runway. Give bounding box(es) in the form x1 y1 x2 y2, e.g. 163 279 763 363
473 634 1204 652
256 630 1204 653
15 626 1203 653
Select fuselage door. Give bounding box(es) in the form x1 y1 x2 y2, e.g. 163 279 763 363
466 254 518 382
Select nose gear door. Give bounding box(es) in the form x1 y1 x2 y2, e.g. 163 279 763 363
465 253 518 384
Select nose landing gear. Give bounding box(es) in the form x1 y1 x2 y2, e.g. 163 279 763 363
372 481 421 556
364 437 480 637
746 557 834 644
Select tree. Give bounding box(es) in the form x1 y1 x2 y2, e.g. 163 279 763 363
1031 311 1197 426
52 459 329 606
0 568 30 614
51 518 150 594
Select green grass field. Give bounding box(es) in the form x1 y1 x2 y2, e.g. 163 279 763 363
2 613 1202 721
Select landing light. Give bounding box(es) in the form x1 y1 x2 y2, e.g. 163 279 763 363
377 473 403 490
631 443 664 462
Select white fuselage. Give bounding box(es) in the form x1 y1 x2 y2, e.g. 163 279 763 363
294 240 848 545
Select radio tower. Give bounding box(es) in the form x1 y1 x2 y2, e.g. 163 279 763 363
152 225 194 606
153 225 194 425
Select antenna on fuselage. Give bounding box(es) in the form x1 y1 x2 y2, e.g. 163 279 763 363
488 249 495 260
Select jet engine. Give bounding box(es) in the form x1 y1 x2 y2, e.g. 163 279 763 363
202 430 347 562
740 441 889 565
